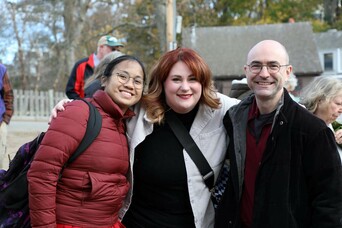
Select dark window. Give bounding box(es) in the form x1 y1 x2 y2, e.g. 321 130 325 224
324 53 333 71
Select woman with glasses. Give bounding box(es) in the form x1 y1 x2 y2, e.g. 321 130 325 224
84 51 124 98
27 55 146 228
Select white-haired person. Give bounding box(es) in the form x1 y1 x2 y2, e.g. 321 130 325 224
284 72 299 102
300 76 342 161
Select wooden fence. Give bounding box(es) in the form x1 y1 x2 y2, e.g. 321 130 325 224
13 89 67 120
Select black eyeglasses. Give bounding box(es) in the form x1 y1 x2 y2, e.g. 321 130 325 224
113 72 144 88
247 63 289 74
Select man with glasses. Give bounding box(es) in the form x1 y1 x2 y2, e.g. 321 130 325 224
66 35 124 99
215 40 342 228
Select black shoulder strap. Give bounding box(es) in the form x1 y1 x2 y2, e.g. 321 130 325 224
67 99 102 163
165 111 214 191
59 99 102 179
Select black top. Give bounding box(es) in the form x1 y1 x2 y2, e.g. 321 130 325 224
122 106 199 228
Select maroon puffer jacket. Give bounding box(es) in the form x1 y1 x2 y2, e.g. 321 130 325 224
28 90 133 228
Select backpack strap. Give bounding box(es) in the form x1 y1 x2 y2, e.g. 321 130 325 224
59 99 102 179
67 99 102 163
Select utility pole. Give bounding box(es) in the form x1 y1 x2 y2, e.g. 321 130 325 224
166 0 176 51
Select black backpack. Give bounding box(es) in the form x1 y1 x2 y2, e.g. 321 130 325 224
0 99 102 228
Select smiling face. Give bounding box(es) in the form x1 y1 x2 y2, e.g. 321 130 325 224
163 61 202 114
315 93 342 124
103 60 144 113
244 40 292 108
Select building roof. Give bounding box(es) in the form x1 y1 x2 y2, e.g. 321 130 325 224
181 22 322 79
314 29 342 49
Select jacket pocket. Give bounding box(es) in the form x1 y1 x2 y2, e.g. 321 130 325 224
86 171 129 205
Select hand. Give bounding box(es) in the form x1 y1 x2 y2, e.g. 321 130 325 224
48 99 73 124
335 129 342 145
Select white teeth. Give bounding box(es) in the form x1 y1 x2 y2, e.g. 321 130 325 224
121 91 132 98
180 96 190 99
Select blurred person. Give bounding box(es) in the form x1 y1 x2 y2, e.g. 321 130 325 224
0 63 14 170
28 55 146 228
84 51 124 98
215 40 342 228
66 35 124 99
229 78 253 100
300 76 342 161
284 72 299 102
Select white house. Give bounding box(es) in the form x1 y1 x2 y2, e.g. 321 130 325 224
314 29 342 78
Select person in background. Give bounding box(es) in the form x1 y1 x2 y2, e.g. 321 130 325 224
65 35 124 99
229 78 253 100
215 40 342 228
28 55 146 228
300 76 342 161
284 72 299 102
51 47 240 227
0 63 14 170
84 51 124 98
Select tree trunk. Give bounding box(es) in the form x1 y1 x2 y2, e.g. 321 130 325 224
8 2 27 90
154 0 167 53
53 0 91 91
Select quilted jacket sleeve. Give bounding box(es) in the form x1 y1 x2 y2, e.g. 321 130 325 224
27 101 89 228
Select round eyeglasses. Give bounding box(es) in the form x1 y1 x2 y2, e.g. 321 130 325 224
114 72 144 88
247 63 289 74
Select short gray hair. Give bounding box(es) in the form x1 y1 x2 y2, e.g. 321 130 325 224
284 73 298 92
300 76 342 113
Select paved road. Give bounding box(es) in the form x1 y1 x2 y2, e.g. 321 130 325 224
2 119 49 169
8 119 49 133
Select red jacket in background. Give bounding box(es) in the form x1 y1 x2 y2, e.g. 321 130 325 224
65 54 95 99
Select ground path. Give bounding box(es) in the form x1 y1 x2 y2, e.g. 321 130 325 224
3 119 49 169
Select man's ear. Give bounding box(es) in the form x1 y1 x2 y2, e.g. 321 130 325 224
285 65 293 80
244 65 249 77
